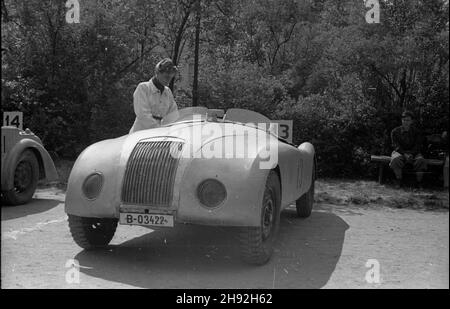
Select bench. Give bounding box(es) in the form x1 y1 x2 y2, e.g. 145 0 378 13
370 155 448 187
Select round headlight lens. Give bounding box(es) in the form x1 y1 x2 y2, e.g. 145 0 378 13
82 172 103 200
197 179 227 208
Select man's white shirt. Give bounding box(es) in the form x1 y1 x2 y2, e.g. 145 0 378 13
129 80 178 133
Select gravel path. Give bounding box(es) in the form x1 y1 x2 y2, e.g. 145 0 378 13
1 183 448 289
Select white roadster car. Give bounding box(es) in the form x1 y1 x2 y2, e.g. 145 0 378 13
65 107 316 265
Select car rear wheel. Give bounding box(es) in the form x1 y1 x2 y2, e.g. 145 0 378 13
68 215 118 249
296 160 316 218
239 170 281 265
2 150 39 206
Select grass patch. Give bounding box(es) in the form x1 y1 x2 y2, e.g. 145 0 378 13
315 179 449 211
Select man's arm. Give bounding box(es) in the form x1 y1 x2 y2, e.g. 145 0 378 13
133 83 158 128
391 128 404 154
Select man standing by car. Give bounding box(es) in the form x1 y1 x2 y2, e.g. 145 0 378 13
129 58 179 133
389 111 427 188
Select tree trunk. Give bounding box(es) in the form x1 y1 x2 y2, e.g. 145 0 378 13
192 0 201 107
169 5 193 91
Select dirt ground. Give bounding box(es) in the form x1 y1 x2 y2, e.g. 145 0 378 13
1 180 448 289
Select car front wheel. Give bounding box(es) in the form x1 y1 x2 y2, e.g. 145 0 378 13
68 215 118 249
239 170 281 265
296 160 316 218
2 149 39 206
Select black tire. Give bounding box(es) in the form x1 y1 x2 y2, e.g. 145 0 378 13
68 215 118 250
2 150 39 206
296 160 316 218
239 170 281 265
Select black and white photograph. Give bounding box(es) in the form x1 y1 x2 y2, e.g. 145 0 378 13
1 0 448 291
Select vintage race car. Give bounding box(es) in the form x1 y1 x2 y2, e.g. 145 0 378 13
65 108 315 265
1 126 58 205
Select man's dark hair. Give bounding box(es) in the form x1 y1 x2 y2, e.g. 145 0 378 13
401 111 414 119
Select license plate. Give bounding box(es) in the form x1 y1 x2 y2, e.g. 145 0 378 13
119 213 174 227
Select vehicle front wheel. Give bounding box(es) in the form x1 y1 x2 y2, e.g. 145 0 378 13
296 160 316 218
239 170 281 265
2 149 39 206
68 215 118 250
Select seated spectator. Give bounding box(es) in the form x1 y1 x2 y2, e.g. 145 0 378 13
389 111 427 189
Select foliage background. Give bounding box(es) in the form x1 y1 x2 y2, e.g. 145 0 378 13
1 0 449 177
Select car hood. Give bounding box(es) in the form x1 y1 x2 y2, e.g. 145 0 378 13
125 121 268 148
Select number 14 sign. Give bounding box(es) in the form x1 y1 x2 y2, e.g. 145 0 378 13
3 112 23 130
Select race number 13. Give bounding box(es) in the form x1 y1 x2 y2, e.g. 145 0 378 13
272 120 293 143
3 112 23 130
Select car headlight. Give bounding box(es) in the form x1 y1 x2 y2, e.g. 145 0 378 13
82 172 103 200
197 179 227 208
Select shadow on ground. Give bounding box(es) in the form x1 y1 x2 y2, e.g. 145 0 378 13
74 209 349 288
1 198 61 221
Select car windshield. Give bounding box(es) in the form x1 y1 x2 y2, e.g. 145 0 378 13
224 108 271 127
161 107 271 127
161 107 208 125
161 107 286 141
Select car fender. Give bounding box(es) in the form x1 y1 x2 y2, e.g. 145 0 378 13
297 141 315 194
176 134 272 227
1 138 58 190
177 156 268 226
260 140 315 209
65 136 127 218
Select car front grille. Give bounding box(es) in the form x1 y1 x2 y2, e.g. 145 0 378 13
121 141 183 206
